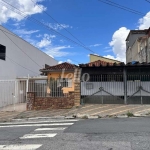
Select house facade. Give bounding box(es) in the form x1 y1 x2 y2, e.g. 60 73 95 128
26 62 81 110
126 28 150 63
79 60 150 105
0 25 57 80
90 54 121 63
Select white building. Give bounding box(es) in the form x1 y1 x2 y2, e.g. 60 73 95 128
0 25 57 80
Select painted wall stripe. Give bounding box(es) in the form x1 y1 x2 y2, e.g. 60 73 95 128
20 133 57 139
0 123 74 128
0 144 42 150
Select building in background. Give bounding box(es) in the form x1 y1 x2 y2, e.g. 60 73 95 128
126 28 150 63
90 54 121 63
0 25 57 80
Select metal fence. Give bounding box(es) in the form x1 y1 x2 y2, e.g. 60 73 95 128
81 73 150 104
127 74 150 104
0 80 27 111
28 78 72 97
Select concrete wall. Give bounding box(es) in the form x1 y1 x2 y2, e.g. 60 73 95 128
0 26 58 79
131 40 139 62
90 54 121 63
126 33 145 63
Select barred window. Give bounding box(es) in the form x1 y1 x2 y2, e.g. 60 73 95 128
0 44 6 61
57 78 72 87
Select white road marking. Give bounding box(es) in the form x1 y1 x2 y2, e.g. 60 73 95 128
0 144 42 150
20 133 57 139
0 123 74 128
0 119 78 125
35 127 66 131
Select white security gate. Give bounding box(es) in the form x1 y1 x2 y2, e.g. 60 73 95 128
0 80 27 111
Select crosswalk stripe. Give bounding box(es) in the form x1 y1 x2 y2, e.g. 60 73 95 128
0 144 42 149
0 119 78 125
0 123 74 128
35 127 66 131
20 133 57 139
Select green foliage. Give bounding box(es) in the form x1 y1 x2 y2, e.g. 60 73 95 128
126 111 134 117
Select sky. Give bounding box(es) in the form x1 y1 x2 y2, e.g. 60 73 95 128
0 0 150 65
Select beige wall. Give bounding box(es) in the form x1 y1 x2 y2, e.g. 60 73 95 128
47 72 75 94
131 40 139 62
126 47 132 63
90 54 121 63
126 37 148 63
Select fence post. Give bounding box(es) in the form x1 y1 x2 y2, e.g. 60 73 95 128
26 74 29 102
123 67 127 104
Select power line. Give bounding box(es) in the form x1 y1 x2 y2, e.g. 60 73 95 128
0 27 81 64
30 0 93 49
1 0 96 54
1 29 43 68
6 56 40 75
145 0 150 3
98 0 145 16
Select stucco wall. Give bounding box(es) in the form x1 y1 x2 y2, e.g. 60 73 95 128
0 26 57 79
48 72 75 94
126 32 146 63
90 54 120 63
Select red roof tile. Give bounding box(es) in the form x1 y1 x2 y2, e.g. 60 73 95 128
40 62 77 71
79 60 125 67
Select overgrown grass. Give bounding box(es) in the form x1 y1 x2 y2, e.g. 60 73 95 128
81 115 88 119
126 111 134 117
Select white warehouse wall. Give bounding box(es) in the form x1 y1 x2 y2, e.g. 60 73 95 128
0 26 58 79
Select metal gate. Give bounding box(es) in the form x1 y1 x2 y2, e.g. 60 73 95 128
0 80 27 111
81 73 150 104
81 74 124 104
127 74 150 104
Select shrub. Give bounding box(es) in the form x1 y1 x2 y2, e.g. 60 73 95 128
126 111 134 117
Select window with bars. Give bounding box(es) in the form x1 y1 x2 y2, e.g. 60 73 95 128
0 44 6 61
57 78 72 87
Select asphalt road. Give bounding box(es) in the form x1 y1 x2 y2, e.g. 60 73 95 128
0 118 150 150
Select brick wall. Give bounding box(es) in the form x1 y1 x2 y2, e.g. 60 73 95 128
27 92 74 110
74 68 81 106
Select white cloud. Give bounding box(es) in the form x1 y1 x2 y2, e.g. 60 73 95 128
45 22 72 30
58 61 63 64
14 29 39 35
36 34 54 48
89 43 102 47
58 59 72 64
138 11 150 29
66 59 72 63
105 49 112 52
45 45 72 57
108 12 150 63
109 27 130 63
103 55 122 61
0 0 46 24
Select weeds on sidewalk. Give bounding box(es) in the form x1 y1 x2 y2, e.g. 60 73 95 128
81 115 88 119
126 111 134 117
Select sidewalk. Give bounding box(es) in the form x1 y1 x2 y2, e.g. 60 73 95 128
1 104 150 122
